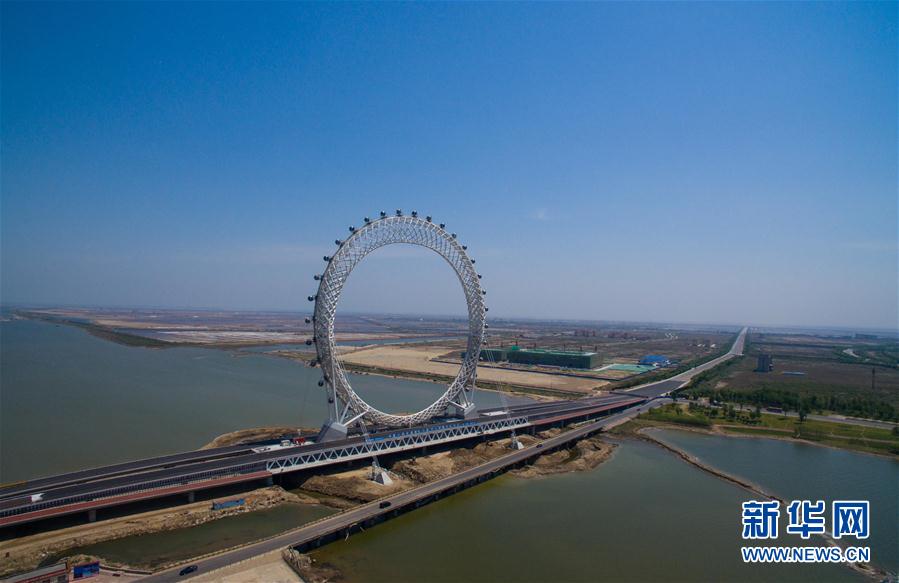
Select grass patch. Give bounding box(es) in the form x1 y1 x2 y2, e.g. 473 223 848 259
633 403 899 457
638 406 711 428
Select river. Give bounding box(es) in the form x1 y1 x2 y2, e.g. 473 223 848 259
310 437 866 582
649 427 899 575
0 318 527 482
2 318 891 581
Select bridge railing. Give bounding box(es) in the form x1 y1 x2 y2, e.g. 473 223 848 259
0 461 267 520
266 415 530 473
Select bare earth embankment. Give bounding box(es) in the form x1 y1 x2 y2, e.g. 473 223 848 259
201 426 318 449
0 487 315 578
337 344 604 394
287 430 618 583
3 427 618 579
611 421 882 581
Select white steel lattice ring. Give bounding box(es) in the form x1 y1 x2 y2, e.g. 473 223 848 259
312 214 485 427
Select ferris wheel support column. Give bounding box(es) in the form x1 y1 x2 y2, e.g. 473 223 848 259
448 401 477 420
317 419 349 442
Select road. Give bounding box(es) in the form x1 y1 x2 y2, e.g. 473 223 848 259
145 329 750 581
2 329 748 517
799 412 897 429
144 399 668 582
0 394 641 527
620 327 747 398
5 326 750 582
750 408 897 430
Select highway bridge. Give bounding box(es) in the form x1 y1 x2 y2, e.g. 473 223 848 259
0 328 746 535
144 400 669 582
0 394 643 529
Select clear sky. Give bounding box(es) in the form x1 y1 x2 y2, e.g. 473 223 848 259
1 2 896 330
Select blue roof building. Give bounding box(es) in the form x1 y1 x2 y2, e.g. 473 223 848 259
639 354 670 367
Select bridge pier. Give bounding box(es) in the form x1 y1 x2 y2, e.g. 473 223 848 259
87 509 96 523
187 491 195 503
265 476 274 487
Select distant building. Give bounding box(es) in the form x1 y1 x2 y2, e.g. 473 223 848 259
474 346 599 369
639 354 670 367
478 347 510 362
507 347 600 369
755 354 773 372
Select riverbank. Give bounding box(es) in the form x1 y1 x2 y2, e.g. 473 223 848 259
279 432 621 583
293 429 618 508
610 422 886 580
0 487 317 578
617 403 899 458
2 428 617 578
275 348 579 401
201 426 318 449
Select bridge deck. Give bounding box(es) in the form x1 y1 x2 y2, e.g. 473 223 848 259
1 328 745 531
144 404 643 582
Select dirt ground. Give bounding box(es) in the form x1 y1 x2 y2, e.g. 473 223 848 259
299 466 414 503
511 435 615 478
0 487 319 578
717 355 899 407
294 436 535 506
202 426 318 449
4 430 618 578
338 344 604 393
193 550 301 583
295 432 613 506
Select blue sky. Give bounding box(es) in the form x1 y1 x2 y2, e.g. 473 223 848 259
1 2 896 329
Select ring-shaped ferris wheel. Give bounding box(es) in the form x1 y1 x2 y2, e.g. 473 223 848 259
308 211 486 430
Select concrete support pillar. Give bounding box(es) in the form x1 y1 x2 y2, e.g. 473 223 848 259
88 509 97 522
266 476 274 487
187 491 195 503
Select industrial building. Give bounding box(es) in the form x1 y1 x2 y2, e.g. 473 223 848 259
478 346 600 369
755 354 774 372
639 354 671 367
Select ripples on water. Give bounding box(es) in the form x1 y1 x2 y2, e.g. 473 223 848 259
0 319 527 481
311 438 866 583
3 319 886 581
650 427 899 575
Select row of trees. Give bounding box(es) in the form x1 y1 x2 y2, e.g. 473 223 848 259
683 386 898 422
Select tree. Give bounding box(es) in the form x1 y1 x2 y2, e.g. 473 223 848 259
798 408 807 423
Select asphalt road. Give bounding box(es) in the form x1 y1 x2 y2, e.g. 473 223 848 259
2 329 747 531
4 330 748 508
144 401 658 583
0 444 258 501
0 394 637 523
146 331 752 581
620 327 747 399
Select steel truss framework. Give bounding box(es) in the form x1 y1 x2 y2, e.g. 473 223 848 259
0 416 529 521
313 213 486 427
267 416 529 474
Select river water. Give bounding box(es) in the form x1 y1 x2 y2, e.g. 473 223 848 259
649 427 899 575
310 438 865 583
0 319 527 482
49 504 335 570
2 318 890 581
